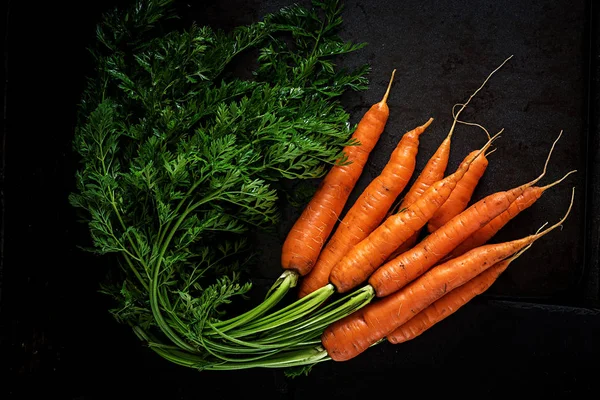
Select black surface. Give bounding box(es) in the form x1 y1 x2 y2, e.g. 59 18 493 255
2 0 600 398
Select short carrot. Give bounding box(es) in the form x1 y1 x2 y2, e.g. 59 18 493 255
321 189 574 362
386 243 532 344
297 117 434 298
368 136 559 298
281 70 396 276
328 132 501 293
385 56 512 255
446 168 576 260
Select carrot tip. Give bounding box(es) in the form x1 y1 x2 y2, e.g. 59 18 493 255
533 186 575 239
380 69 397 104
540 169 577 191
418 117 434 132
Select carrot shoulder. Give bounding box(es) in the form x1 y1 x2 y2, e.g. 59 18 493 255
297 117 433 297
322 190 574 362
281 70 396 276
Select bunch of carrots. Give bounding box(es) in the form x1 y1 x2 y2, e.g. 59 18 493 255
280 55 577 362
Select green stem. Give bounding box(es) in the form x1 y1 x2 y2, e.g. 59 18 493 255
209 270 299 331
255 285 374 344
122 253 150 292
148 194 221 352
219 284 334 338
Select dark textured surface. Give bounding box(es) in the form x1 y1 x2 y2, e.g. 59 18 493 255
2 0 600 398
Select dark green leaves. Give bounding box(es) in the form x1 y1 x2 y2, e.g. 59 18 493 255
71 0 370 369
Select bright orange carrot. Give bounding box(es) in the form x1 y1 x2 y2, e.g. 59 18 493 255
386 135 496 262
385 56 512 255
446 168 576 260
281 70 396 276
368 139 558 298
321 190 574 362
297 117 434 298
386 243 532 344
328 132 500 293
426 147 490 233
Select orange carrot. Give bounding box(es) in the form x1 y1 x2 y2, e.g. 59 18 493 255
368 138 558 298
385 56 512 255
328 132 500 293
281 70 396 276
386 243 532 344
297 117 434 298
446 168 576 260
321 190 574 362
426 147 491 233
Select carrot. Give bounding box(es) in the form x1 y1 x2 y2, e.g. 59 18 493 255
385 56 512 255
386 243 532 344
328 131 501 293
297 117 434 298
367 136 559 298
426 146 491 233
281 70 396 276
321 189 574 362
446 168 576 260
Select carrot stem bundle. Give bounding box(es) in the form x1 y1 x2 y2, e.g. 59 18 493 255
297 118 434 298
281 70 397 276
321 189 575 362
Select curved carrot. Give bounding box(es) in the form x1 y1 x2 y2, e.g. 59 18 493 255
368 137 558 298
387 243 532 344
447 168 576 259
385 56 512 254
297 117 434 298
281 70 396 276
321 190 574 362
328 132 500 293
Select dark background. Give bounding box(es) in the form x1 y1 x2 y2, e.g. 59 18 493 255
2 0 600 398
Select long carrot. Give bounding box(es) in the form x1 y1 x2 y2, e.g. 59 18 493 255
367 136 559 298
297 117 434 298
385 56 512 254
328 132 501 293
281 70 396 276
426 147 491 233
446 168 576 260
321 189 574 362
386 243 532 344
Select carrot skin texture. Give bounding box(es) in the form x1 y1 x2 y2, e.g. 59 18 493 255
447 186 542 259
402 135 451 207
322 237 533 362
386 232 419 262
387 258 511 344
427 150 489 233
298 119 433 297
447 169 577 260
369 184 529 297
384 148 487 262
281 101 389 276
388 135 453 253
328 160 471 293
